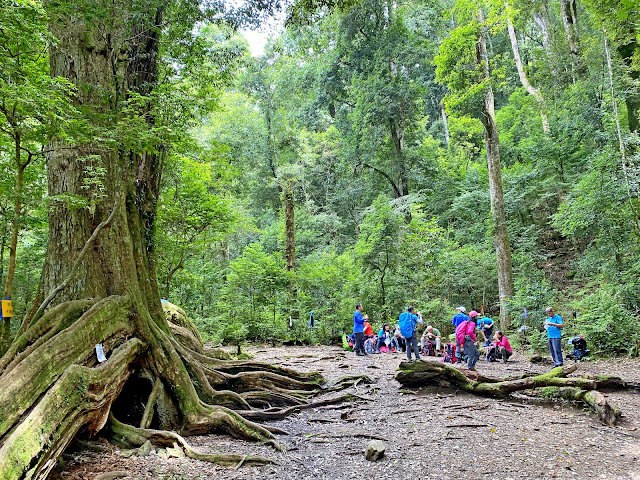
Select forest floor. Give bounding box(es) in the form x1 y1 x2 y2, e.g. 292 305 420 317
56 346 640 480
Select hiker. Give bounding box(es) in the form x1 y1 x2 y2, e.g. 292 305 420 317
452 306 468 328
391 327 405 353
399 306 423 361
494 330 513 362
363 316 374 337
544 306 564 367
477 315 494 346
377 323 392 352
568 335 589 361
456 311 480 371
421 325 441 356
452 306 468 363
364 336 377 354
353 303 366 356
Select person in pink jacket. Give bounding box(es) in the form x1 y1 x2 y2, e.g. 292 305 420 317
495 331 512 363
456 311 480 370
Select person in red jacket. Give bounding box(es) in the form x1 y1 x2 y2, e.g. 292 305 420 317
363 316 374 337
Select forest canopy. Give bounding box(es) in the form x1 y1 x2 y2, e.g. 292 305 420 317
1 0 640 359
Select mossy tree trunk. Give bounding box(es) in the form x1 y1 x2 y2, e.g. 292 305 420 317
396 361 622 425
0 4 330 479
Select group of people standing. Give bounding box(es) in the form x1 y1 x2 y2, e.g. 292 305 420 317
451 306 511 370
353 303 566 369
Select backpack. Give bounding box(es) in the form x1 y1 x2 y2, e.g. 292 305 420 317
570 336 589 360
442 342 456 363
486 346 498 362
455 320 469 345
342 333 354 351
422 340 435 356
398 311 415 338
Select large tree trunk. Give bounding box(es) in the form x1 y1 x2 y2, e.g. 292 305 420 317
477 11 515 330
0 5 328 479
532 5 553 57
441 102 451 147
283 184 298 321
618 40 640 135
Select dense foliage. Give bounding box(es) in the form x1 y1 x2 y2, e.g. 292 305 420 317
1 0 639 355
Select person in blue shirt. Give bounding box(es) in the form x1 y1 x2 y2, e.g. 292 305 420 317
353 303 366 356
399 306 423 361
545 306 564 367
478 315 494 346
377 323 392 352
452 307 468 363
452 306 468 328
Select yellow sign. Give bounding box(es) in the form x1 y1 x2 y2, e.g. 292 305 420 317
1 299 13 318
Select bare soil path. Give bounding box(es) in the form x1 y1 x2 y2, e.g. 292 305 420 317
55 346 640 480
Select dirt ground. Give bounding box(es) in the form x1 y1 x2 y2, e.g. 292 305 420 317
56 346 640 480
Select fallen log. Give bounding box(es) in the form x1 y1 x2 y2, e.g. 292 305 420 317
395 361 622 425
532 387 621 426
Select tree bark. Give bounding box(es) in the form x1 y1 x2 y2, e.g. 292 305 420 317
284 187 296 272
505 2 550 133
476 11 515 330
389 120 411 222
560 0 584 78
617 40 640 134
532 5 553 57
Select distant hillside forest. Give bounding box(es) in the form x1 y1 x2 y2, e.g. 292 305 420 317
2 0 639 356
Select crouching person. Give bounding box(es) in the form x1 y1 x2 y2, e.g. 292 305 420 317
494 331 512 363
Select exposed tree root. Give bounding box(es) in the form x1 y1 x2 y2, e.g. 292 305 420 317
0 295 134 438
240 390 308 408
0 299 97 375
202 346 233 360
395 360 623 425
162 302 203 349
237 393 368 421
194 353 325 384
0 292 356 478
108 414 274 466
0 338 143 479
325 374 373 391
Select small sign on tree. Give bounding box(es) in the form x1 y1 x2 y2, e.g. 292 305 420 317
1 297 13 319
